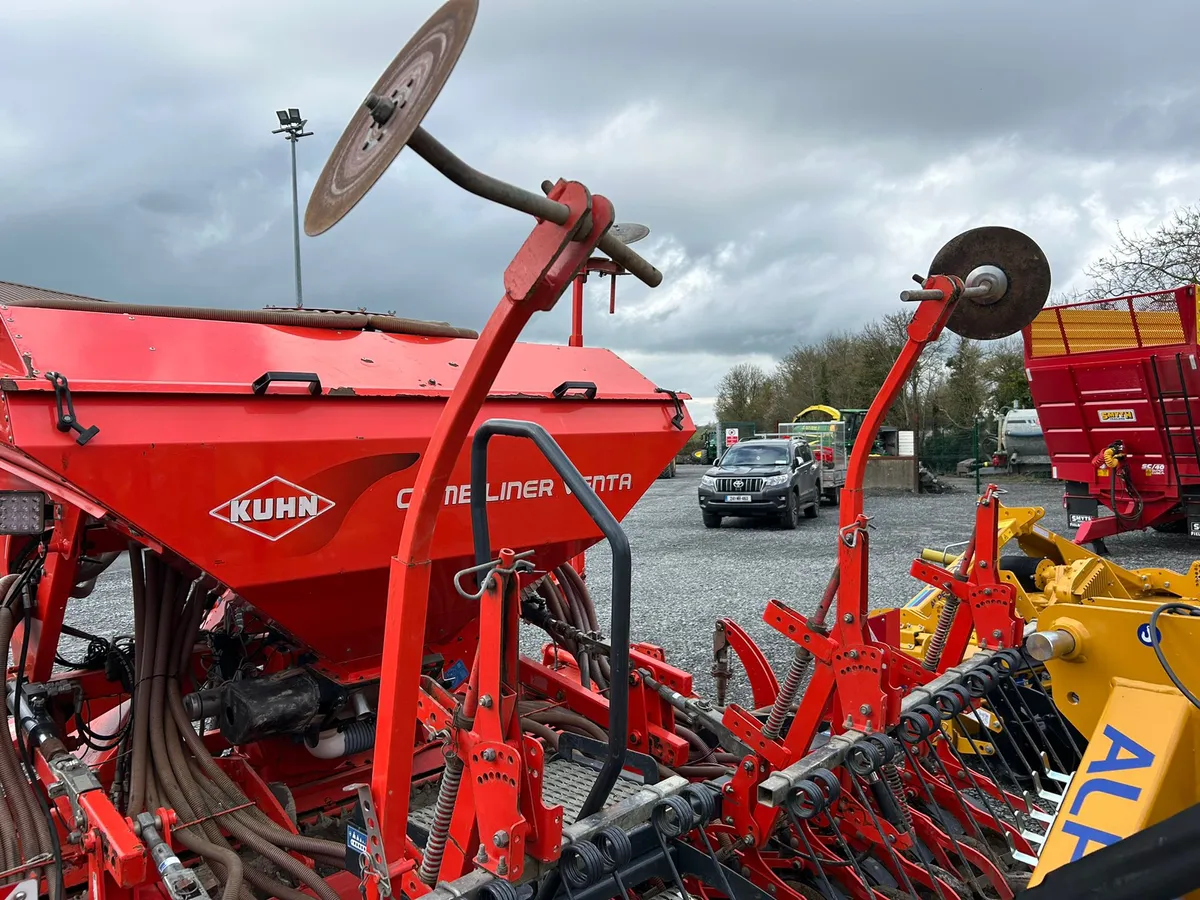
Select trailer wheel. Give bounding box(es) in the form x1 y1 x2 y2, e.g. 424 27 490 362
703 512 722 529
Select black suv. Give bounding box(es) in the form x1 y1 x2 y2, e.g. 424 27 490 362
697 438 822 529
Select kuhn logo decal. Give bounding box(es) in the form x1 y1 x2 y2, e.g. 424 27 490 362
1099 408 1137 423
210 476 335 541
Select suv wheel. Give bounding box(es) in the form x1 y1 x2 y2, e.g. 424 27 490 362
703 512 722 529
780 491 799 530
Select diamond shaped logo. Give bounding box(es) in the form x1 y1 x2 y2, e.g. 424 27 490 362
210 476 335 542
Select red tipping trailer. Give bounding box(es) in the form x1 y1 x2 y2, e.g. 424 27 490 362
1022 284 1200 543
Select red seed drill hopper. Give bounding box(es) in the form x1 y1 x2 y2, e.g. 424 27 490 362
1022 285 1200 545
0 1 1086 897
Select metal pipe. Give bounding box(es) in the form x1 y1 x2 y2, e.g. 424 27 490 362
899 283 999 303
469 419 632 821
406 127 662 288
290 136 304 309
1026 629 1076 662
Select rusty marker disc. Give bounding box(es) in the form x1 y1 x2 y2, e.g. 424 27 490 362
929 226 1052 340
608 223 650 246
304 0 479 236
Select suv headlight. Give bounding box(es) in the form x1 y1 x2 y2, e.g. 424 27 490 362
761 474 789 487
700 475 717 489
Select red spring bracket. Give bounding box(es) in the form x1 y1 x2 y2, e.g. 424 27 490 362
908 486 1024 670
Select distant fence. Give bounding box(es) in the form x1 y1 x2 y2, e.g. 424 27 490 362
920 423 996 476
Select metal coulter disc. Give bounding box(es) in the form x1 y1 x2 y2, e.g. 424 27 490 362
304 0 479 236
928 226 1052 340
608 223 650 246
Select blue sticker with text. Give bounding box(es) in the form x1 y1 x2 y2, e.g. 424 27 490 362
346 824 367 856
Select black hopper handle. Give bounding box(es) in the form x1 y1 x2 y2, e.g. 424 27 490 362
552 381 597 400
469 418 631 821
252 372 323 396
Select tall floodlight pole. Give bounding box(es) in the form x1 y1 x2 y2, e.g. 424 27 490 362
272 108 313 309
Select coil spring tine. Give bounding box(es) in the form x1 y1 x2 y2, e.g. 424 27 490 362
784 804 839 900
684 812 736 898
847 773 922 898
864 734 916 834
933 712 1020 866
562 841 605 900
989 664 1069 778
1015 649 1084 767
895 739 970 900
479 881 520 900
980 668 1049 786
595 828 633 900
934 688 1020 824
650 796 695 900
806 769 878 897
914 723 999 859
949 683 1028 805
901 707 994 857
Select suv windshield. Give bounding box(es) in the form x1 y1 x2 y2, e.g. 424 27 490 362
721 444 788 467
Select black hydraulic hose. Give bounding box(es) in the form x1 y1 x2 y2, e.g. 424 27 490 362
1111 467 1144 525
0 606 42 872
469 419 632 822
146 570 244 900
9 568 61 900
128 551 160 817
166 681 347 864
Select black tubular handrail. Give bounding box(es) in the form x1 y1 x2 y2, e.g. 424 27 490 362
469 418 631 821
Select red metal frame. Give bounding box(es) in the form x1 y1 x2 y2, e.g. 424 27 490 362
567 257 624 348
908 485 1024 671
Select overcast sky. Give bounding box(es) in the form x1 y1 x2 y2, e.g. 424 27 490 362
3 1 1199 424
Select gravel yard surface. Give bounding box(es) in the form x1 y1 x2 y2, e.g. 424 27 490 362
65 466 1199 704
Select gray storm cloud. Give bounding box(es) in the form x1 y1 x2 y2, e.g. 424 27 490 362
3 0 1199 423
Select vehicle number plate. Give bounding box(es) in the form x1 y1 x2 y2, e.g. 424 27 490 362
726 495 752 502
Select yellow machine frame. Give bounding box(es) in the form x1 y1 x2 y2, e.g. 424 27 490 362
882 502 1200 893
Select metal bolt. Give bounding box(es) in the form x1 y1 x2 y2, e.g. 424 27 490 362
497 859 508 876
847 650 859 659
480 695 493 708
482 749 497 762
843 613 854 623
992 629 1002 639
476 846 488 863
983 588 992 596
768 885 777 895
724 815 734 825
742 760 755 773
494 830 509 848
859 704 872 715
